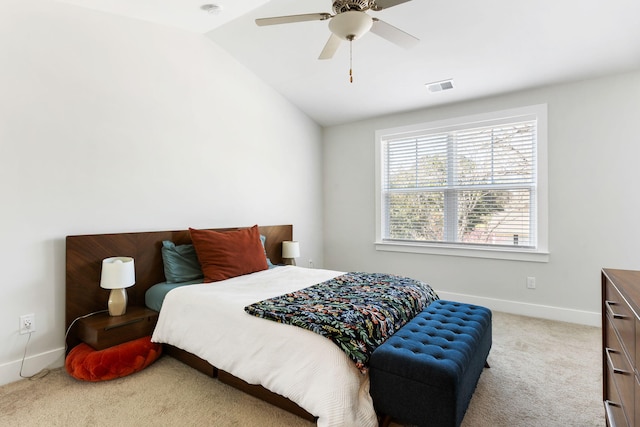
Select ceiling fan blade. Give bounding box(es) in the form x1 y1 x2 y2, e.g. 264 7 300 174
319 34 342 60
372 0 412 11
371 18 419 48
256 13 332 26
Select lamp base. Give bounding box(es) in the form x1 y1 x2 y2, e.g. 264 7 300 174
108 288 128 316
283 258 296 266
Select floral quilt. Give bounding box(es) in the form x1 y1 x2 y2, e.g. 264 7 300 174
244 272 439 373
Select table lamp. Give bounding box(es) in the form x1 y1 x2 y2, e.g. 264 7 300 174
100 257 135 316
282 241 300 266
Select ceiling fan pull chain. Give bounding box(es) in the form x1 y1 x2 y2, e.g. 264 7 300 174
349 36 354 83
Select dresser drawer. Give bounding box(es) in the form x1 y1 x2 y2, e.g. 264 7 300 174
636 318 640 372
606 322 635 426
606 390 629 427
606 350 633 427
605 346 629 427
635 375 640 427
605 280 636 362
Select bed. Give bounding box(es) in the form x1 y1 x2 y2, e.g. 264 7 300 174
65 224 438 426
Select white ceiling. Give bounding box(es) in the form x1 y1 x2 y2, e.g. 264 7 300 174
55 0 270 33
56 0 640 126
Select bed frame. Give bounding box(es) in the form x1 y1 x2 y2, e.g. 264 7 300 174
65 224 315 421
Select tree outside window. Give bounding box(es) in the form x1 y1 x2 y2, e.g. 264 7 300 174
382 120 537 249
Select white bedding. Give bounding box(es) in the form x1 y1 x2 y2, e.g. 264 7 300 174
151 266 378 427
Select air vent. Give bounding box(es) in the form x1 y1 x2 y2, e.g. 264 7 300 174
426 79 454 93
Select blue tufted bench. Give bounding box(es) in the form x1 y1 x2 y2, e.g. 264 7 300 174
369 300 492 427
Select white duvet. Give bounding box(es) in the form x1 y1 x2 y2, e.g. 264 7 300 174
151 266 378 427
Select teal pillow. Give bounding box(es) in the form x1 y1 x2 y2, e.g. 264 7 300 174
161 241 204 283
260 234 275 267
145 280 202 311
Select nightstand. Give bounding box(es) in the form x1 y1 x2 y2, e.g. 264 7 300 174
77 307 159 350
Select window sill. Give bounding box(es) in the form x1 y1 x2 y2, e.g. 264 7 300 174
375 241 549 263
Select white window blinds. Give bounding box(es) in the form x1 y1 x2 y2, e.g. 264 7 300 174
381 119 537 249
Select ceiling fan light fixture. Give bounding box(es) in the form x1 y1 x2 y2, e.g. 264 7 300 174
329 11 373 41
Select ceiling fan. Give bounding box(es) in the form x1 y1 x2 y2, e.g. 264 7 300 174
255 0 419 60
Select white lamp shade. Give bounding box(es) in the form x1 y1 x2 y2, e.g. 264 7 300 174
282 241 300 259
100 257 135 290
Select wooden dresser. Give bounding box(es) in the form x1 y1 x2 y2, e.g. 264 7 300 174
602 268 640 427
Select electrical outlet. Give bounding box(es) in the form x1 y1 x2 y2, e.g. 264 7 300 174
19 313 35 335
308 259 314 269
526 277 536 289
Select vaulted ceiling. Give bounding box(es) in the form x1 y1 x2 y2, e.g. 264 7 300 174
55 0 640 126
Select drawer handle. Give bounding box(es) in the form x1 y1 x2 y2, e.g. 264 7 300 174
606 347 631 375
604 400 621 427
605 300 628 319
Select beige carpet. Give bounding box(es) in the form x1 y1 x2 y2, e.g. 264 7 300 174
0 312 603 426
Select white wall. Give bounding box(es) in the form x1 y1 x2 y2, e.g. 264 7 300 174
323 70 640 326
0 1 324 385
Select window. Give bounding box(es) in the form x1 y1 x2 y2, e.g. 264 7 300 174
375 105 548 262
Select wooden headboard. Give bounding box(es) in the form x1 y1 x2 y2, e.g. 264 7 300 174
65 224 292 348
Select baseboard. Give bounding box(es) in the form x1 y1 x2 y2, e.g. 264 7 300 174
0 347 65 387
435 291 600 327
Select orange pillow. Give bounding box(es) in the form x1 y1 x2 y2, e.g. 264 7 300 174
65 336 161 382
189 225 268 282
